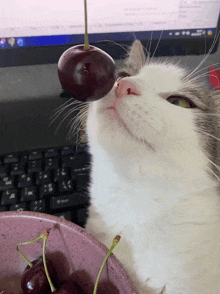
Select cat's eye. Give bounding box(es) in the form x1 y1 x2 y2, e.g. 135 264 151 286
117 71 131 78
116 71 131 82
167 96 196 108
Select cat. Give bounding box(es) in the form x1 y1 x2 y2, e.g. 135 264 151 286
80 40 220 293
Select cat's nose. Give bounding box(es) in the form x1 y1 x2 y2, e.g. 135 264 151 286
115 79 140 98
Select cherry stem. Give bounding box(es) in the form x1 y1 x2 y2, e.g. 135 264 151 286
16 229 51 268
93 235 121 294
84 0 90 50
42 230 56 293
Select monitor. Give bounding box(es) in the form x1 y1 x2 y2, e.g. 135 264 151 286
1 0 220 67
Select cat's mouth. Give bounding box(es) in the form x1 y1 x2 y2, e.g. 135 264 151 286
105 105 155 151
106 105 126 126
106 105 132 134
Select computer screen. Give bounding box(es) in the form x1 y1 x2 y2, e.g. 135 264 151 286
1 0 220 67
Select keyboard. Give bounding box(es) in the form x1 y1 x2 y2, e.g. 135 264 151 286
0 144 91 227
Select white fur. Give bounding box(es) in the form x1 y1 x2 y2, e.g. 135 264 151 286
85 49 220 293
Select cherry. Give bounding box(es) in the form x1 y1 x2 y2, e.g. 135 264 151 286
53 280 81 294
21 257 55 294
58 45 116 102
57 0 116 101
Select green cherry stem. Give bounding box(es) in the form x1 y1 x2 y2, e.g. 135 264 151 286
16 229 51 268
93 235 121 294
84 0 90 50
42 229 56 293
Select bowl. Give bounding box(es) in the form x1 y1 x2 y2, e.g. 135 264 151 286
0 211 138 294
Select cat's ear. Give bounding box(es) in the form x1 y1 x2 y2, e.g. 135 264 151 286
125 40 146 72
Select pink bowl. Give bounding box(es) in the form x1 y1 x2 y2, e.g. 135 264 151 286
0 211 138 294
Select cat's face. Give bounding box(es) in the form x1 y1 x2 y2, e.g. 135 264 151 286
86 40 220 186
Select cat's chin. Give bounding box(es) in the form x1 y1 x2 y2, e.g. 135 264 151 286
105 105 134 136
105 105 155 152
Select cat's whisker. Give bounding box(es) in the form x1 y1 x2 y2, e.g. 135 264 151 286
66 115 81 140
49 99 83 126
146 31 153 64
131 31 137 40
53 100 83 118
50 98 80 118
96 39 129 54
188 73 209 83
49 99 74 125
207 157 220 173
66 106 89 143
189 72 220 85
50 106 81 129
67 124 86 146
151 30 163 60
204 151 220 167
186 30 220 79
207 166 220 182
197 129 220 142
67 109 88 131
203 113 220 118
53 97 75 112
185 63 220 80
52 104 84 135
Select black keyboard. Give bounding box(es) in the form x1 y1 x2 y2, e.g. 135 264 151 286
0 144 91 227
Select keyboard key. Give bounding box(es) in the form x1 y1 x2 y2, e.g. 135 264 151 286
74 174 90 189
0 177 15 191
18 174 32 188
77 208 89 226
50 195 74 210
29 199 46 212
45 148 59 158
50 192 88 210
0 206 7 212
10 202 27 211
76 144 88 154
28 150 43 160
73 153 91 172
28 159 42 173
10 161 26 176
55 211 72 221
4 154 19 164
36 171 51 185
20 186 37 202
45 158 59 170
61 146 74 156
59 180 75 194
61 155 75 168
0 165 8 178
1 189 18 205
54 168 69 182
40 183 56 198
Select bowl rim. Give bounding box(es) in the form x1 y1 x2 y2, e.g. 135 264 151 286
0 210 139 293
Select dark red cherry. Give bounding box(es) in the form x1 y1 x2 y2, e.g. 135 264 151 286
21 257 55 294
54 280 81 294
58 45 116 102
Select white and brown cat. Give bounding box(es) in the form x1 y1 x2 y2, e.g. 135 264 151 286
84 40 220 293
